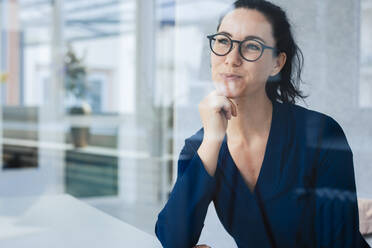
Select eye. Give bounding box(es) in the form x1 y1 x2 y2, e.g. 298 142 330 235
216 38 230 45
245 43 260 51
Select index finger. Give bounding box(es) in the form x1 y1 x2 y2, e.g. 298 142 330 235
226 97 237 117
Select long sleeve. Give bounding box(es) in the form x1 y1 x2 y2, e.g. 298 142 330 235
155 133 217 248
314 118 369 248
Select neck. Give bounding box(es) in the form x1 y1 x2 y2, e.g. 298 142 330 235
226 93 273 145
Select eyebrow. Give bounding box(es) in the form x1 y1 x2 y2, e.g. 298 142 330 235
218 31 267 44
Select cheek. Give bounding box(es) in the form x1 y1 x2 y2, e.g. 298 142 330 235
211 55 223 80
247 59 272 83
258 56 276 77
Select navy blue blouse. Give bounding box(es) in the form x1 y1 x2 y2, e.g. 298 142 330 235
155 101 370 248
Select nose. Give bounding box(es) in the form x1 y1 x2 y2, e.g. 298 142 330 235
224 42 242 67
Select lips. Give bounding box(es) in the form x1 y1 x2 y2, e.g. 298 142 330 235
220 73 242 81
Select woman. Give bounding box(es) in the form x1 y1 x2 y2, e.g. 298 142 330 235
155 0 369 247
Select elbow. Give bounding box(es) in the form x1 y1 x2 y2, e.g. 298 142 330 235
155 221 179 248
155 219 194 248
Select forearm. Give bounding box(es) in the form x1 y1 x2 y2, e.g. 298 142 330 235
197 137 223 177
156 152 217 248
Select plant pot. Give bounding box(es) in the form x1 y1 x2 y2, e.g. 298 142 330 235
68 102 92 148
70 127 90 148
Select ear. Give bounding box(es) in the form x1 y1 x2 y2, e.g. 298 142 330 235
270 52 287 76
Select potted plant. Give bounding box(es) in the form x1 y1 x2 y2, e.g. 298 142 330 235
64 45 91 148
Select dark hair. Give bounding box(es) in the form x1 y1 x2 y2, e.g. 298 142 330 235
217 0 307 104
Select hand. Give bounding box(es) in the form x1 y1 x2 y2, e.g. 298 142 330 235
198 90 237 142
193 245 211 248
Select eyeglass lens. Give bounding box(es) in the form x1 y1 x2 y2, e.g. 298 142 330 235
210 34 263 61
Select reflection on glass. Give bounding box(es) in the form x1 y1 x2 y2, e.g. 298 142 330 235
0 1 175 235
361 0 372 107
0 0 53 171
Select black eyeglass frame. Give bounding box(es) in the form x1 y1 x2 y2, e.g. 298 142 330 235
207 33 279 62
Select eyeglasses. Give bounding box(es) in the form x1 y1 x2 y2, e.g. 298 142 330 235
207 33 278 62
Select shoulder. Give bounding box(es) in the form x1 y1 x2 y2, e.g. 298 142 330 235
177 128 205 176
280 102 349 151
283 102 333 126
185 128 204 147
179 128 204 158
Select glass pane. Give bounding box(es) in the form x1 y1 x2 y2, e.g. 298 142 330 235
1 0 53 176
60 0 174 235
171 0 372 246
361 0 372 107
0 0 175 237
1 0 371 246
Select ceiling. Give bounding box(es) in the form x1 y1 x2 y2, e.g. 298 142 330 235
17 0 175 44
9 0 228 45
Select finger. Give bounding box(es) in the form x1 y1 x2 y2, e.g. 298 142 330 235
213 81 224 96
226 97 237 117
209 91 234 119
221 101 232 120
221 109 231 120
221 97 237 118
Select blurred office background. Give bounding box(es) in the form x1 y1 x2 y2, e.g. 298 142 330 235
0 0 372 240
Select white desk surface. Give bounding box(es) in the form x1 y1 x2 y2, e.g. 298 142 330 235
0 194 161 248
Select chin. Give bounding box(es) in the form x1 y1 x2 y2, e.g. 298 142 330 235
217 89 245 99
225 92 244 99
214 81 245 98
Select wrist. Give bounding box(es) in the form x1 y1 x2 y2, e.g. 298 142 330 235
203 133 225 144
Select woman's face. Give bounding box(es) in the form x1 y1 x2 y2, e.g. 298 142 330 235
211 8 285 99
